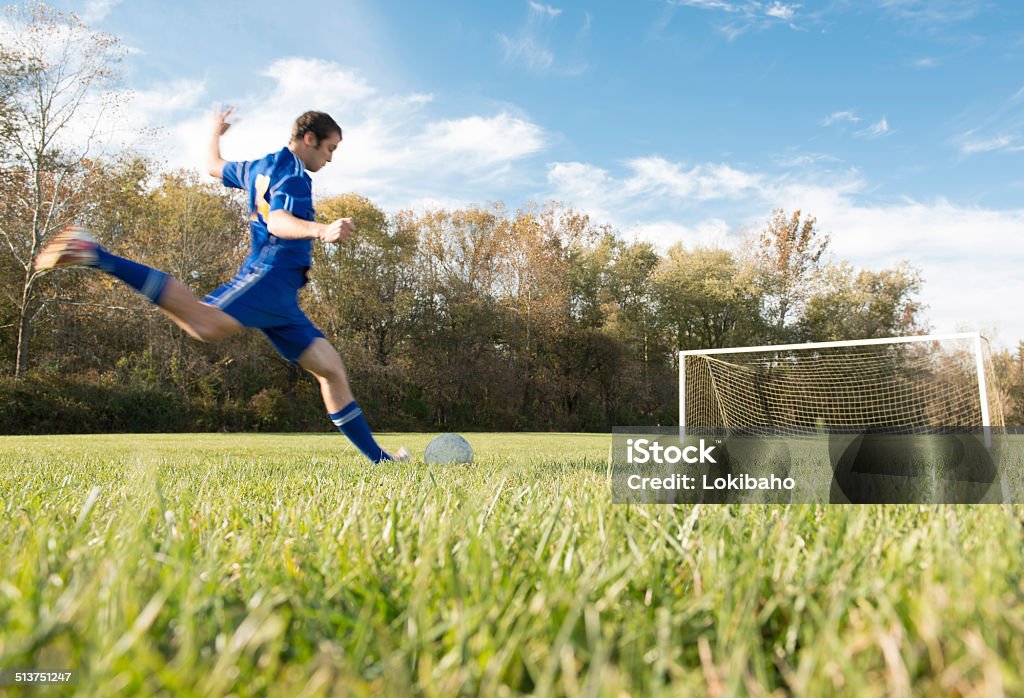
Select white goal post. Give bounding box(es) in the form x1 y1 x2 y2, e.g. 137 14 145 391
679 332 1003 445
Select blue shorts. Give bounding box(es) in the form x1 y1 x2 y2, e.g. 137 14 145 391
203 262 324 364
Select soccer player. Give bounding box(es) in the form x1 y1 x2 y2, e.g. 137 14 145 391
35 107 408 463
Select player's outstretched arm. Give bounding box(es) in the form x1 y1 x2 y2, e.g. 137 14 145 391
207 106 234 179
267 210 355 244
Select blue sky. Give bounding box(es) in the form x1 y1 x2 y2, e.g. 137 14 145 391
23 0 1024 344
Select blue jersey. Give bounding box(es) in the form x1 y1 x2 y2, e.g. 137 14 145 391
221 147 314 270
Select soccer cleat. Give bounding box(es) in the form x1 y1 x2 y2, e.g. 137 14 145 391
34 225 100 271
391 447 411 462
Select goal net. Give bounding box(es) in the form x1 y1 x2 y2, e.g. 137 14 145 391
680 333 1004 438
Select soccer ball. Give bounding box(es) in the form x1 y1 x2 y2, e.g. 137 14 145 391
424 433 474 465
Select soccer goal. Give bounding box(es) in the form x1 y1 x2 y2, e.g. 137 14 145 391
679 332 1004 444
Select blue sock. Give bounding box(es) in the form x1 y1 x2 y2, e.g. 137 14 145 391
94 247 169 304
329 401 392 463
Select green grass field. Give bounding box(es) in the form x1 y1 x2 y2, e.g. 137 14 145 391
2 433 1024 696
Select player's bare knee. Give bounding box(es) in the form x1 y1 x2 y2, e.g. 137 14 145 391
307 359 348 390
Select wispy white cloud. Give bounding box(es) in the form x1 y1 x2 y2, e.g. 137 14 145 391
955 132 1020 155
499 1 589 74
666 0 802 38
856 116 891 138
764 1 797 21
947 84 1024 158
420 114 546 167
529 1 562 18
772 151 842 168
546 157 859 233
81 0 123 23
822 110 861 126
874 0 984 25
262 58 377 106
120 79 207 134
546 157 766 226
500 34 555 72
664 0 988 43
823 111 891 139
670 0 733 9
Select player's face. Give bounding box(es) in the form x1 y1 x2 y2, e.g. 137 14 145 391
307 132 341 172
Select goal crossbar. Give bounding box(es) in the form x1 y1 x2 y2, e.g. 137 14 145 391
679 332 983 357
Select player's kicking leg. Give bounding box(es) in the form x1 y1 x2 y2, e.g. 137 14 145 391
297 337 409 463
37 226 405 464
35 225 242 341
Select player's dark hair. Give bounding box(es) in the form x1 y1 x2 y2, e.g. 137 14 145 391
291 111 342 143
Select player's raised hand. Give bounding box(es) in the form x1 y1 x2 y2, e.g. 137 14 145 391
320 217 356 244
211 105 236 136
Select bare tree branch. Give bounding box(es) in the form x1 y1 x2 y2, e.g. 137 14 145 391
1 3 125 376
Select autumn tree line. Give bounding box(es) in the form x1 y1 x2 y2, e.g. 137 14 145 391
3 157 1022 432
1 3 1022 433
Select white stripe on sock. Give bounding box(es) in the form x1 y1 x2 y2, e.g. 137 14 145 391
140 269 163 302
331 407 363 427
